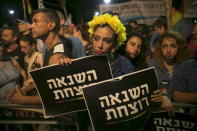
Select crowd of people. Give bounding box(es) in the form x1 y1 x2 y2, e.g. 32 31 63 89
0 8 197 131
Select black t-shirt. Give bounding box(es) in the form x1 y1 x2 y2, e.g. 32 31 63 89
43 38 72 66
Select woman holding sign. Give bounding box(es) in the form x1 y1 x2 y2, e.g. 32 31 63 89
60 13 174 131
61 13 135 77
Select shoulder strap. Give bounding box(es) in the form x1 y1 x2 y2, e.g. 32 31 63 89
27 52 39 71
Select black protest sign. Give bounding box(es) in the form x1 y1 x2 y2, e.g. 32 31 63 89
83 67 160 131
29 55 112 117
144 111 197 131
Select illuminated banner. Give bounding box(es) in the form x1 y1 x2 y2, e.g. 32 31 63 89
99 0 166 24
184 0 197 18
29 55 112 118
144 111 197 131
83 67 160 131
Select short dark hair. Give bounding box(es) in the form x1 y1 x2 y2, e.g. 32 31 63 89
128 20 138 25
31 8 60 33
153 19 167 29
20 35 36 46
1 27 17 37
75 24 90 43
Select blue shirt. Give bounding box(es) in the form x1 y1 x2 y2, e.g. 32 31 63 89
148 59 180 93
171 59 197 93
68 36 86 58
111 54 134 78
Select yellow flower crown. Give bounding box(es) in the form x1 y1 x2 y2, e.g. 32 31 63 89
88 13 126 46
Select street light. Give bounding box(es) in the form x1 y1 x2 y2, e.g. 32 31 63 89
9 10 14 15
8 10 15 27
94 11 99 16
104 0 111 4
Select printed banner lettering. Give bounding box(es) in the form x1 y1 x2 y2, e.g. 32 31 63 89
144 111 197 131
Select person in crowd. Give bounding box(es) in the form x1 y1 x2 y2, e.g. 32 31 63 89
73 24 94 55
148 31 188 98
17 19 46 53
17 19 31 36
56 10 86 58
0 43 23 103
60 13 172 131
153 18 167 36
1 27 18 43
1 27 25 69
150 18 168 52
8 8 72 105
116 32 149 71
188 23 197 58
171 58 197 104
8 35 43 105
128 20 138 29
60 13 134 77
20 35 43 72
30 8 72 66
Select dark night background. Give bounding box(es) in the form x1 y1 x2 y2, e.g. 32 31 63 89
0 0 194 27
0 0 101 27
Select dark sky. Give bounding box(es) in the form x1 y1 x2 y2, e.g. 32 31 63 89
0 0 185 27
0 0 101 27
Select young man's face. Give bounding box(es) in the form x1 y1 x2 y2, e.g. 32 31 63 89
1 29 16 43
161 37 178 60
92 26 115 55
29 12 51 39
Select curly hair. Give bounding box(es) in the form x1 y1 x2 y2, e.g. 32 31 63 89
154 31 189 69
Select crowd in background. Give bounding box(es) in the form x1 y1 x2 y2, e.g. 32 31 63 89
0 8 197 131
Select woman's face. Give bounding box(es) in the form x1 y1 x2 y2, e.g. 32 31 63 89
20 40 34 55
92 26 115 54
125 36 142 59
161 37 178 60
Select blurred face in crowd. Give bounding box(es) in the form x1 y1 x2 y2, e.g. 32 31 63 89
73 27 80 38
20 40 34 55
0 45 3 55
129 22 138 28
29 12 52 39
125 36 142 59
154 26 166 35
161 37 178 60
1 29 17 43
192 24 197 40
18 22 30 33
92 26 115 54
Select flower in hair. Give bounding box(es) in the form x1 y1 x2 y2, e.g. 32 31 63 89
88 13 126 46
